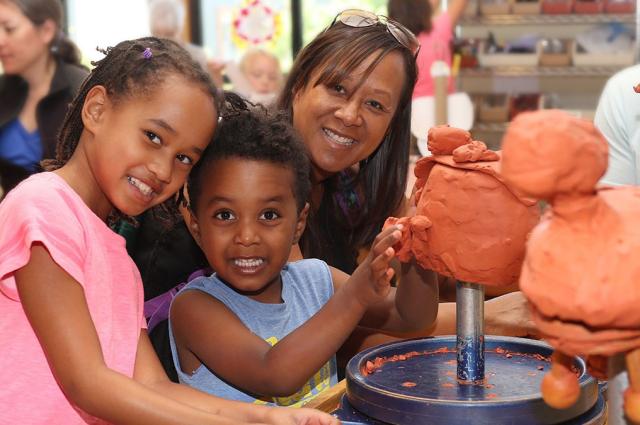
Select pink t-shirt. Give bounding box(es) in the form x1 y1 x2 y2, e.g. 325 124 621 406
413 12 455 98
0 172 146 424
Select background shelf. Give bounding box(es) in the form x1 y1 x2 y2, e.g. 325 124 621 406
459 65 628 77
460 13 635 26
459 13 635 38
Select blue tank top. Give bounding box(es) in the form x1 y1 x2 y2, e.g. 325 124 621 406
0 119 42 171
169 258 338 406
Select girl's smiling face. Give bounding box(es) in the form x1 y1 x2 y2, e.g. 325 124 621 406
291 50 405 182
189 158 307 304
80 75 217 219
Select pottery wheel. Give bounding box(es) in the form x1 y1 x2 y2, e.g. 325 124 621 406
345 336 600 425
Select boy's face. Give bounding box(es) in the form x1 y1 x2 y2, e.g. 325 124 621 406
190 158 307 303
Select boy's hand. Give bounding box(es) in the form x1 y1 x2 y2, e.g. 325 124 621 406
348 225 403 308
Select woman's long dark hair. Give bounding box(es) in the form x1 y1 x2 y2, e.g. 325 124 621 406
278 20 418 273
10 0 82 65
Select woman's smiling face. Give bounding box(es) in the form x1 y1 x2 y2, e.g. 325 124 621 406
291 50 406 182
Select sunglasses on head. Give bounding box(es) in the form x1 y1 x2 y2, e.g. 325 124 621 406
332 9 421 56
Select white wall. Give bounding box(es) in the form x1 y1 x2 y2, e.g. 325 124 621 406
66 0 151 64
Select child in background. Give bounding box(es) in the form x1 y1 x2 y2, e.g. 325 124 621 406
225 48 283 106
0 37 337 425
169 98 438 406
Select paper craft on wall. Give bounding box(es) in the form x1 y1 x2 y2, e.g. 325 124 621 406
232 0 282 48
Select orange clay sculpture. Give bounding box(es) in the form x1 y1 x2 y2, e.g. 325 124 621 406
501 109 640 422
385 125 539 287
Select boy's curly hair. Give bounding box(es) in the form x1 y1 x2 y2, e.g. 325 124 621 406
187 92 311 215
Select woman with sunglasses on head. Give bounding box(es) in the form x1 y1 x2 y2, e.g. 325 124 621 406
0 0 88 196
277 9 535 368
279 9 421 275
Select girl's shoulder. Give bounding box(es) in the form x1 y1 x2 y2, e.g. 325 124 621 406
2 172 71 206
0 172 114 243
3 172 84 214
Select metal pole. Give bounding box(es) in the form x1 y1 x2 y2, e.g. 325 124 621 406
456 281 485 383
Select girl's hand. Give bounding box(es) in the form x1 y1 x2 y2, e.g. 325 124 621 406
263 407 340 425
348 225 403 308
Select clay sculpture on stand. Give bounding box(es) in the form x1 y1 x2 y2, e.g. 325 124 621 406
341 123 603 425
385 124 540 385
385 124 540 287
501 109 640 422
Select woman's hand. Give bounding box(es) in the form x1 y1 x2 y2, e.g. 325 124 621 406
485 291 539 338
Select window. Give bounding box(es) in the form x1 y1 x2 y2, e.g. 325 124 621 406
199 0 388 71
200 0 293 70
66 0 151 64
301 0 387 46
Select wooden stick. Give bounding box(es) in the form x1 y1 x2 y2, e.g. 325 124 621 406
304 380 347 413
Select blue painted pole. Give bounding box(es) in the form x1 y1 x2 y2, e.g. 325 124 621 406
456 281 485 383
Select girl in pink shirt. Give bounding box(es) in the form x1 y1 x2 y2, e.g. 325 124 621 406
0 36 337 425
388 0 469 98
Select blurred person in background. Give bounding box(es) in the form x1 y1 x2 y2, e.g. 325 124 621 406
388 0 468 98
594 64 640 186
0 0 87 196
148 0 215 81
223 48 283 107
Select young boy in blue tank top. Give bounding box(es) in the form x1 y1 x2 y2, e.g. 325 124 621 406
169 95 439 407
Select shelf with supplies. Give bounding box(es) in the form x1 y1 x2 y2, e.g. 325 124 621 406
456 3 636 148
460 65 629 78
458 66 627 98
460 13 635 38
469 108 596 149
472 122 510 133
460 12 634 25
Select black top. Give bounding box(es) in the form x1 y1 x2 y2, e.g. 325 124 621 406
0 60 88 195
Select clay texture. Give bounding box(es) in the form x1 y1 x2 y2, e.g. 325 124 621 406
386 125 539 287
501 110 640 356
